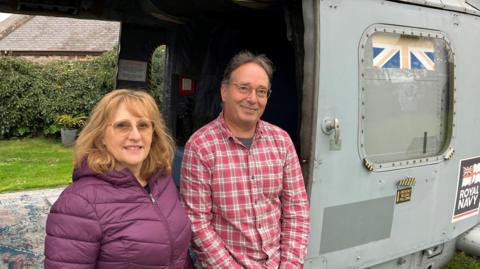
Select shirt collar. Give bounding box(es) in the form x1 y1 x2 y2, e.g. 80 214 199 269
217 112 265 141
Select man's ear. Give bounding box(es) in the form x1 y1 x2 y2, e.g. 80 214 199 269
221 83 227 102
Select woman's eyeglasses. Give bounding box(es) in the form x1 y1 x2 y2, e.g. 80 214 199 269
107 119 154 136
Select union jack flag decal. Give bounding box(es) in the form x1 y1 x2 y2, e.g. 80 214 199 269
372 34 435 70
464 166 474 178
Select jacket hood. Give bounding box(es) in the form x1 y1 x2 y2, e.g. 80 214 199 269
72 161 161 188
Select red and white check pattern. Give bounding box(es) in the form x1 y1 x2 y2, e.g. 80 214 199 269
180 113 310 269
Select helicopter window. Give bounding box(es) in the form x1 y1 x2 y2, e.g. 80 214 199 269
359 27 454 169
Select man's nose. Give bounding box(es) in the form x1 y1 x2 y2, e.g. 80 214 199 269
245 88 258 102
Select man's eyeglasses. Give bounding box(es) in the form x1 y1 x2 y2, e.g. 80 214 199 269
107 119 154 136
230 82 272 98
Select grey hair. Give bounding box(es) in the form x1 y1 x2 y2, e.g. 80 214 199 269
221 50 275 87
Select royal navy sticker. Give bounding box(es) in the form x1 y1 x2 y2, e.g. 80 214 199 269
452 156 480 223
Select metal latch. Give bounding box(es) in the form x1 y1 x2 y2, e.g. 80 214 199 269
322 117 341 150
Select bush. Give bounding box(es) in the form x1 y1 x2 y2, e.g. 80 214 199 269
0 50 116 138
0 58 43 137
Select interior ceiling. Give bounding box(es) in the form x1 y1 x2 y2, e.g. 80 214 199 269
0 0 282 27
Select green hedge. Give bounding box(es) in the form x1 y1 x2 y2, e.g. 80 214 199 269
0 50 116 138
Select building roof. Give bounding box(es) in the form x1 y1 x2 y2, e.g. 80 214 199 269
0 15 120 54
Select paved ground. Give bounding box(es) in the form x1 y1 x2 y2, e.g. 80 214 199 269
0 187 64 269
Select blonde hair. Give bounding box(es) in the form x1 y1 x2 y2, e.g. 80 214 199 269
74 89 174 179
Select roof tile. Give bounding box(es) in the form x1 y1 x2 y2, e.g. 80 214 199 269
0 15 119 52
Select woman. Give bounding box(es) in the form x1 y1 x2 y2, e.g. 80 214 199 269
44 89 192 269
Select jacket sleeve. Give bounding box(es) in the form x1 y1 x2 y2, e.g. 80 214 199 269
180 141 243 269
44 191 102 269
279 138 310 269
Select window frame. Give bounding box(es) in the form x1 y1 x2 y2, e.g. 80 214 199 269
358 24 456 172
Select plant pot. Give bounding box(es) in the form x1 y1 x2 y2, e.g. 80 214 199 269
60 128 78 147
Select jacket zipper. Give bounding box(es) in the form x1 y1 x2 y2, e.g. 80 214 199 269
145 183 175 266
148 193 156 203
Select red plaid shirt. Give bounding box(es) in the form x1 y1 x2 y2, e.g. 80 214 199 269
180 113 310 269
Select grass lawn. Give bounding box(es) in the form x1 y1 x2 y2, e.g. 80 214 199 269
0 137 73 193
443 252 480 269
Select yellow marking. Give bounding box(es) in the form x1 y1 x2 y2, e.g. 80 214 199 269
398 177 416 187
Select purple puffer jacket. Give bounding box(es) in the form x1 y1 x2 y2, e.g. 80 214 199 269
44 163 192 269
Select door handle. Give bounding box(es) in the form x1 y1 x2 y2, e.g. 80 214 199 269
322 117 341 150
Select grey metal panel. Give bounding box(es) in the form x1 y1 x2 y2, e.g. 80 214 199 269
443 0 478 13
426 0 444 8
467 0 480 10
391 0 480 14
305 0 480 268
320 196 395 254
369 240 456 269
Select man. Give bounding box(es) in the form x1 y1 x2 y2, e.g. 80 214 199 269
180 51 310 268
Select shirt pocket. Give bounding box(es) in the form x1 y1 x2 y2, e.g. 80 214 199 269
259 159 283 197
